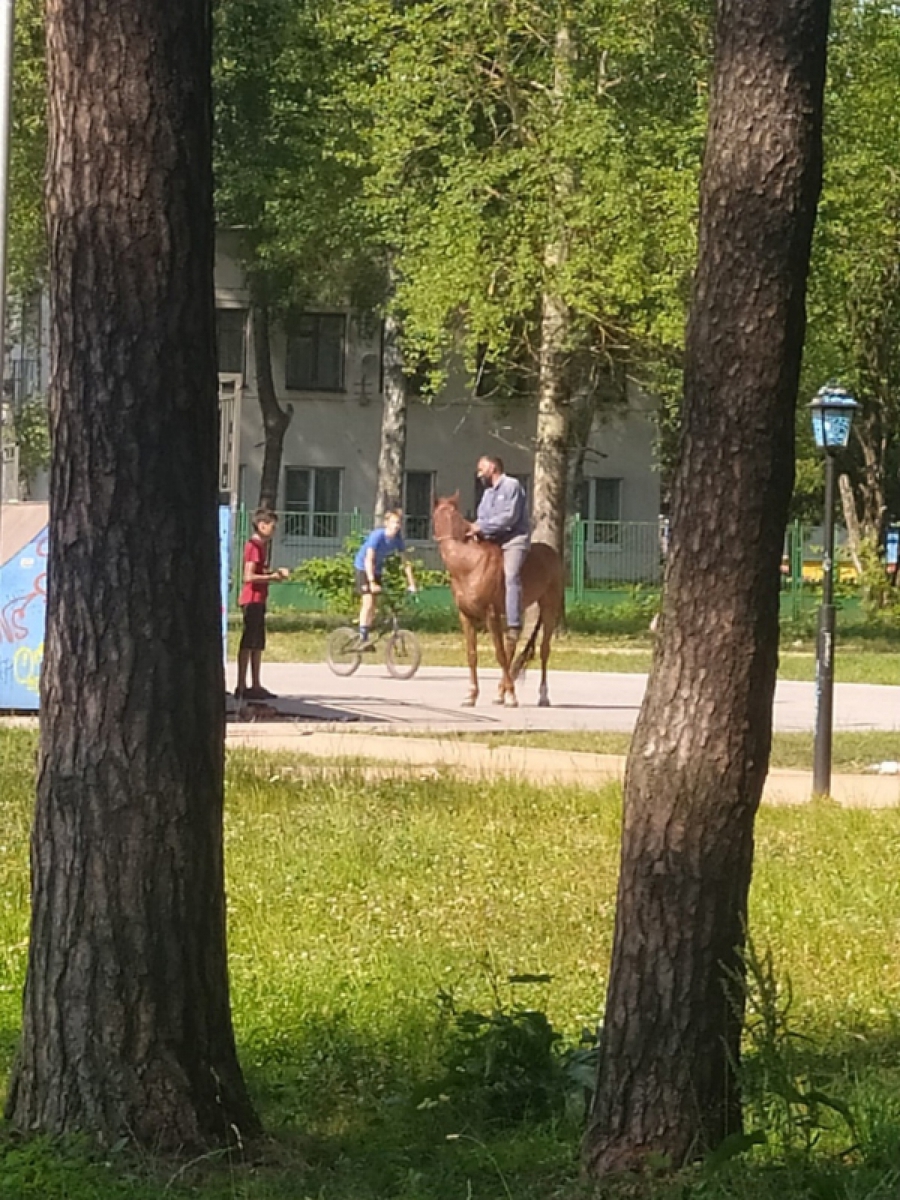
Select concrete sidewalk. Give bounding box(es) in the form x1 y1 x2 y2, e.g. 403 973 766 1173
227 662 900 735
225 726 900 809
224 660 900 807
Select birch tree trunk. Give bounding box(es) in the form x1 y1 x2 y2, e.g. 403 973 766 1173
5 0 259 1148
374 309 407 522
584 0 830 1176
531 22 574 554
838 472 863 575
854 413 887 538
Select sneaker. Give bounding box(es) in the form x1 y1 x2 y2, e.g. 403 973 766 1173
244 686 278 701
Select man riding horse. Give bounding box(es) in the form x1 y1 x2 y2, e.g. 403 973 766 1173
467 454 530 660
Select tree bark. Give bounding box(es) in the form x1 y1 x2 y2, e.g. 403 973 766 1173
531 22 574 554
252 294 293 510
584 0 830 1177
564 356 626 522
838 472 862 576
374 309 407 522
5 0 259 1149
853 412 887 538
532 292 570 551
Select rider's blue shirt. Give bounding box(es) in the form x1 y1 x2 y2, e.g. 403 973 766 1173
354 527 406 574
477 475 530 543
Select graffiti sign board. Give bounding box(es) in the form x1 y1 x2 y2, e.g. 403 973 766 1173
0 503 48 709
0 503 232 711
219 505 231 653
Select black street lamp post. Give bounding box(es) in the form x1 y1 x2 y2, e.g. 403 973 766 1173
808 385 858 797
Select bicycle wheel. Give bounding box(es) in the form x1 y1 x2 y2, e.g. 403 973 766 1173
326 626 363 676
385 628 421 679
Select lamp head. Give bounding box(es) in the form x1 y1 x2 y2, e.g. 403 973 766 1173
809 385 858 452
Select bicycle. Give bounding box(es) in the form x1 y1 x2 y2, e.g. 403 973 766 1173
326 601 422 679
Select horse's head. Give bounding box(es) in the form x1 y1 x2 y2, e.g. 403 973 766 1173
432 492 470 542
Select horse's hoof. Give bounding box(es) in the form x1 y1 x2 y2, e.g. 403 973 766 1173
504 695 519 709
538 696 551 708
492 696 506 706
461 697 477 708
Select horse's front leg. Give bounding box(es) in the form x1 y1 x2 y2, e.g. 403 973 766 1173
488 614 517 707
459 614 479 706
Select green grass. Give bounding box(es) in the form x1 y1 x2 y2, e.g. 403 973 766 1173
234 611 900 685
4 732 900 1196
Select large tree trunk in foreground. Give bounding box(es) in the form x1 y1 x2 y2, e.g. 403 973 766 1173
584 0 830 1176
5 0 259 1149
374 309 408 522
253 295 293 510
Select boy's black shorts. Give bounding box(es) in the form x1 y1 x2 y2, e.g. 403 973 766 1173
239 602 267 651
355 570 382 595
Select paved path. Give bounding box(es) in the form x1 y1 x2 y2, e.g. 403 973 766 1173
228 661 900 734
225 662 900 807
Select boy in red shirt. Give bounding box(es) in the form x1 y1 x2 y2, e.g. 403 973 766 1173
236 508 289 700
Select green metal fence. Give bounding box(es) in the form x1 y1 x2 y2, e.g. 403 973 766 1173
229 507 667 610
229 509 866 615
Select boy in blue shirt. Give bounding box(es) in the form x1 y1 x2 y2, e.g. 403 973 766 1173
354 509 417 644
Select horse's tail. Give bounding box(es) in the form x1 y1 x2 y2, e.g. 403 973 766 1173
557 580 566 635
512 616 542 679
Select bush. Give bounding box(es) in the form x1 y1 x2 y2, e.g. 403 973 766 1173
565 587 660 637
420 959 597 1127
858 534 900 621
295 537 447 617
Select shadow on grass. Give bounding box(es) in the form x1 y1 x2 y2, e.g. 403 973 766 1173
234 1010 581 1200
220 1011 900 1200
5 1013 900 1199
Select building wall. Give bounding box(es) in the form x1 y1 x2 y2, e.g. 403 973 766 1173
218 233 661 550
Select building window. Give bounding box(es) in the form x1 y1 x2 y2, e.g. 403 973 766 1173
285 313 346 392
216 308 246 376
579 477 622 544
404 471 434 540
284 466 342 538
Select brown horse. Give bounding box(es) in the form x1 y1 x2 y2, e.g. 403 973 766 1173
432 493 565 707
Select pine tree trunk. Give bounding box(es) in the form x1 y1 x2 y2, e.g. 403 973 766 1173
374 310 407 522
584 0 830 1176
253 296 292 510
531 23 574 554
5 0 259 1149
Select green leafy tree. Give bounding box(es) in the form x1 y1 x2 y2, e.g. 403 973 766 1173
802 0 900 535
8 0 46 294
214 0 380 507
357 0 710 543
13 395 49 495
